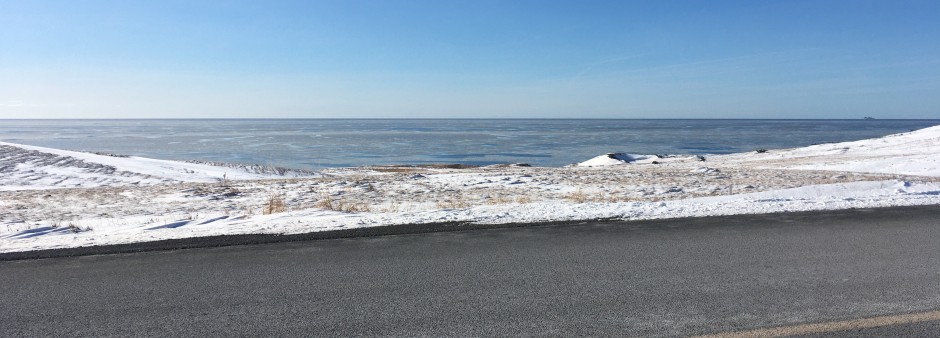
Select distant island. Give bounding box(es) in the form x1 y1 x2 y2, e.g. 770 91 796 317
864 117 876 120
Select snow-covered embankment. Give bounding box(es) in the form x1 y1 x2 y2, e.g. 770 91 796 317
1 126 939 253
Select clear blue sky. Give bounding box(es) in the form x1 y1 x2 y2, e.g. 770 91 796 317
1 0 938 119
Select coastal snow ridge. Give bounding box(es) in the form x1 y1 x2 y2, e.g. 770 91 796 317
578 153 652 166
0 141 317 191
576 153 693 167
715 125 940 176
2 125 939 253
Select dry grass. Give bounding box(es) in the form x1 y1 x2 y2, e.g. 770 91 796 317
338 200 371 213
594 195 639 203
436 193 470 209
314 194 334 210
486 194 513 205
562 189 642 203
315 194 372 213
67 222 92 233
565 189 589 203
11 162 939 232
367 166 423 173
485 194 534 205
263 195 287 215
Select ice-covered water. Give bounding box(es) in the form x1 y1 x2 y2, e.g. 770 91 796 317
1 119 937 169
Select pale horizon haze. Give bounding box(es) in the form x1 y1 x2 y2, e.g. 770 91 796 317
1 0 938 119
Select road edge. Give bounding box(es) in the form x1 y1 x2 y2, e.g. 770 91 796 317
2 205 938 261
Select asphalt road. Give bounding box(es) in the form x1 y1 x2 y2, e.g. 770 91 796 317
2 206 940 337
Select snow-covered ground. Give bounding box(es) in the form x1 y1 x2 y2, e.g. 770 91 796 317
0 141 316 191
2 126 939 253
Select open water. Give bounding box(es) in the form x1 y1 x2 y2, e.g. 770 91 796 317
1 119 937 169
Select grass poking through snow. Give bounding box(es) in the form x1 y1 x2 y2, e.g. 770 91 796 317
263 195 287 215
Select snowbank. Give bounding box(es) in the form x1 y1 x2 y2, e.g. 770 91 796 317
577 153 651 166
0 142 317 190
715 125 940 176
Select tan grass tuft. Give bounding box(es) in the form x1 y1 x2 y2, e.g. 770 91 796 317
486 194 513 205
315 194 371 213
565 189 589 203
514 195 533 204
436 193 470 209
263 195 287 215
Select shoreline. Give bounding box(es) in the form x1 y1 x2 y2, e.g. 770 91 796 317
4 119 937 170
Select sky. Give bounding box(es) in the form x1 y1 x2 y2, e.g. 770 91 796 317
1 0 938 119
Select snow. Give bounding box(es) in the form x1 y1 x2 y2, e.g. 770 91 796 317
577 153 651 166
713 125 940 176
0 141 317 191
2 125 939 253
577 153 699 167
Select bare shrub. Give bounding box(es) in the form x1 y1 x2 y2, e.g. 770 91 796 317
67 222 92 233
263 195 287 215
315 193 334 210
314 199 332 210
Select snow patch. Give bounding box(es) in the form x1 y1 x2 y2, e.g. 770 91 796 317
577 153 653 166
714 125 940 176
0 142 318 191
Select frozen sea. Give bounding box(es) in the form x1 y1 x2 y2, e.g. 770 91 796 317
1 119 937 170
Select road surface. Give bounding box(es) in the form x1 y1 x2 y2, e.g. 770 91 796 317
2 206 939 337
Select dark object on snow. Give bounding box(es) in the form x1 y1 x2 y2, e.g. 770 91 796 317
91 152 131 158
755 149 768 154
600 153 640 162
696 155 706 162
484 163 530 168
428 163 478 169
651 161 660 164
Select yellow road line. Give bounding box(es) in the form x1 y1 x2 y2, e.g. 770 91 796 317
693 310 940 338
